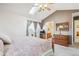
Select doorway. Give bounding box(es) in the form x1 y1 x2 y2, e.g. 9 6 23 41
72 12 79 44
73 17 79 43
43 21 54 39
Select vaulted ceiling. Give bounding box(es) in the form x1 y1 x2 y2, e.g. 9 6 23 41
0 3 79 22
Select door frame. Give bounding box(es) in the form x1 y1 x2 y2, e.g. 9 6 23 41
72 12 79 44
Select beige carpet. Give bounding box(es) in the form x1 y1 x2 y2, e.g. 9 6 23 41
70 43 79 48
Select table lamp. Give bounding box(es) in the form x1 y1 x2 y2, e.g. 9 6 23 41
58 25 64 35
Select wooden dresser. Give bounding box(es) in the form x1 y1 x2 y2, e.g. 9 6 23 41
52 34 69 46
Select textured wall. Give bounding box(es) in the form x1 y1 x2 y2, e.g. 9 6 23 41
42 10 79 35
42 10 79 43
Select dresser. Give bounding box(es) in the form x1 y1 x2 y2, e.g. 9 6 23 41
52 34 69 46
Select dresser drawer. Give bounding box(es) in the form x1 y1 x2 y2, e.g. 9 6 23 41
53 35 69 46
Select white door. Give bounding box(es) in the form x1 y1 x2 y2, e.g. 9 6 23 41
72 12 79 44
74 20 79 43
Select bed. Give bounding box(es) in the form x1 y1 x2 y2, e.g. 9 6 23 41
2 34 79 56
3 36 52 56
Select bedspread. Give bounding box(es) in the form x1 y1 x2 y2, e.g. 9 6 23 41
5 36 52 56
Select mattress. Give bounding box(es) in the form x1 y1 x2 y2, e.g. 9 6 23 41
5 36 52 56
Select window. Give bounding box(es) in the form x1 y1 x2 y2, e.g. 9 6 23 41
28 22 35 36
36 23 41 37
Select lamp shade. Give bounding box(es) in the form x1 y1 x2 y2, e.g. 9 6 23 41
58 25 64 30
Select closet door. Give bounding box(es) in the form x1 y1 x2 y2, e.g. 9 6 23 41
74 20 79 43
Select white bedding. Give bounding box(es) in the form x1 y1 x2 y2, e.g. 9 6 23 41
5 36 52 56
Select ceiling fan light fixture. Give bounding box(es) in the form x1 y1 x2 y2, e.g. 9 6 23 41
39 4 50 12
29 3 51 14
44 4 48 8
39 4 43 8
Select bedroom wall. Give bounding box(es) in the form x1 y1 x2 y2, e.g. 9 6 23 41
42 10 79 43
42 10 79 35
0 10 27 38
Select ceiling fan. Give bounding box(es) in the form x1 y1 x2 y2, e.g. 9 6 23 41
34 3 51 12
29 3 51 15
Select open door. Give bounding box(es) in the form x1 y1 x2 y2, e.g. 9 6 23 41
74 19 79 43
72 12 79 44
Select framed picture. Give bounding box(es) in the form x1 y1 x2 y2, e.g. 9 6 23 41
56 22 69 31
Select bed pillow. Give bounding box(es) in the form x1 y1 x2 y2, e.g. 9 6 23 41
0 39 4 56
0 34 11 44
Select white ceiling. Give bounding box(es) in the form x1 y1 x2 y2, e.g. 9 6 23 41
0 3 79 22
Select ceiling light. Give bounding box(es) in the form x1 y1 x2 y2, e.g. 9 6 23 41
29 3 51 15
38 4 51 12
44 4 48 8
